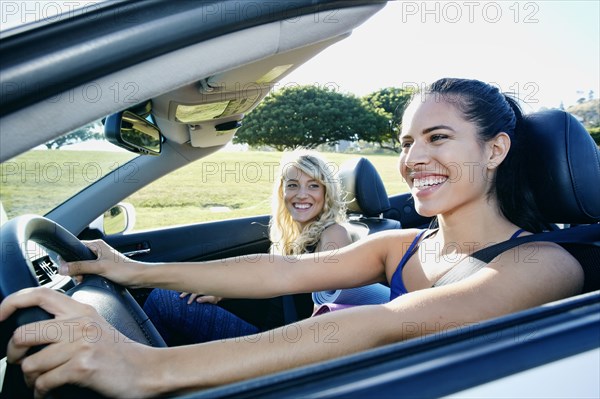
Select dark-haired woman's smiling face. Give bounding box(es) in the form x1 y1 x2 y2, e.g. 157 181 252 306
399 96 495 218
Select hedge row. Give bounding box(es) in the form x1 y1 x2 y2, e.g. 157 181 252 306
588 127 600 146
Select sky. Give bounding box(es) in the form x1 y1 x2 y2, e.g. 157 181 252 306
280 1 600 112
1 1 598 112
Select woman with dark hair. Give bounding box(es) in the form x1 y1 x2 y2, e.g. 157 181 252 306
423 78 546 233
2 78 583 398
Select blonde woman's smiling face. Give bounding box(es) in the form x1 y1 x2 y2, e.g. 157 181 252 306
283 166 325 228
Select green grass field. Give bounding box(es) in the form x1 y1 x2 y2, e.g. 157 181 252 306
1 150 135 217
1 150 409 231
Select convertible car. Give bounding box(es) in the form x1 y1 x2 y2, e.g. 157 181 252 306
1 1 599 398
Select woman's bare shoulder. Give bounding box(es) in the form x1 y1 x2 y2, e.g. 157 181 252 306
323 223 349 235
318 223 352 250
378 242 584 337
489 241 584 301
493 241 581 271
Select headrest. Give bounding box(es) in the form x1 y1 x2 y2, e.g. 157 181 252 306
523 109 600 224
339 157 390 216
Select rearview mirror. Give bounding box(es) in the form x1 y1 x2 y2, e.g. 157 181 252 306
105 111 162 155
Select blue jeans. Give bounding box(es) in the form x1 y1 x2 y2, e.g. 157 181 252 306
143 289 260 346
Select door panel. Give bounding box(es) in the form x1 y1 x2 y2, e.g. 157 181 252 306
104 215 271 263
101 214 271 311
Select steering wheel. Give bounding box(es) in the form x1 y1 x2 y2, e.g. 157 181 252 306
0 215 165 399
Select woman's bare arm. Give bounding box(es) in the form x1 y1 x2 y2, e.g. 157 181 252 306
62 231 400 299
167 241 584 391
4 241 583 397
181 223 353 304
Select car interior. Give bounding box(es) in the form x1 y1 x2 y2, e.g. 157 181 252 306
2 106 598 398
0 0 598 397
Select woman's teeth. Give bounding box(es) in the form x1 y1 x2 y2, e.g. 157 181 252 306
413 176 448 189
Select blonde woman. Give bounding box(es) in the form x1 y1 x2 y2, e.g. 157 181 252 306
269 149 350 255
141 149 352 345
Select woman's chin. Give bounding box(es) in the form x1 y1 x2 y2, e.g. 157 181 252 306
413 204 438 218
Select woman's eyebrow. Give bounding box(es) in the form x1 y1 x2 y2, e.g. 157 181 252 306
422 125 455 134
400 124 456 140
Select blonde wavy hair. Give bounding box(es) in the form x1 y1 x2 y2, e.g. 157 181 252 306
269 150 347 256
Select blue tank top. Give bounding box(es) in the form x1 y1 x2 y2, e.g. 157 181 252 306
389 229 525 300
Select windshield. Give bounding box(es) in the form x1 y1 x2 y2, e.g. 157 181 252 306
0 121 136 219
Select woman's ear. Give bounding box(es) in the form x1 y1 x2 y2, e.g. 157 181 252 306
486 132 511 170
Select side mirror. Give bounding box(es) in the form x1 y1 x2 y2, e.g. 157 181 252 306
105 111 162 155
103 203 136 235
86 203 136 237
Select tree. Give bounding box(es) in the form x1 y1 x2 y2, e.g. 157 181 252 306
360 87 414 152
567 99 600 128
45 121 103 149
566 99 600 146
588 127 600 146
234 85 380 150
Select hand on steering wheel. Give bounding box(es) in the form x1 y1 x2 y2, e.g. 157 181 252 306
58 239 146 288
1 287 159 399
0 215 165 398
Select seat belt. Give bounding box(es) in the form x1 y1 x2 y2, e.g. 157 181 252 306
433 224 600 290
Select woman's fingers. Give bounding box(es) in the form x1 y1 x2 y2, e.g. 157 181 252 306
20 344 72 393
5 292 100 364
0 287 83 322
30 361 73 399
7 317 69 364
56 240 109 276
196 296 222 304
187 294 200 304
58 256 102 277
180 292 217 305
19 321 143 398
1 287 155 398
56 240 144 286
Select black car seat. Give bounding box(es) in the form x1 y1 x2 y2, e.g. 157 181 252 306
523 110 599 224
434 109 600 293
338 157 401 240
